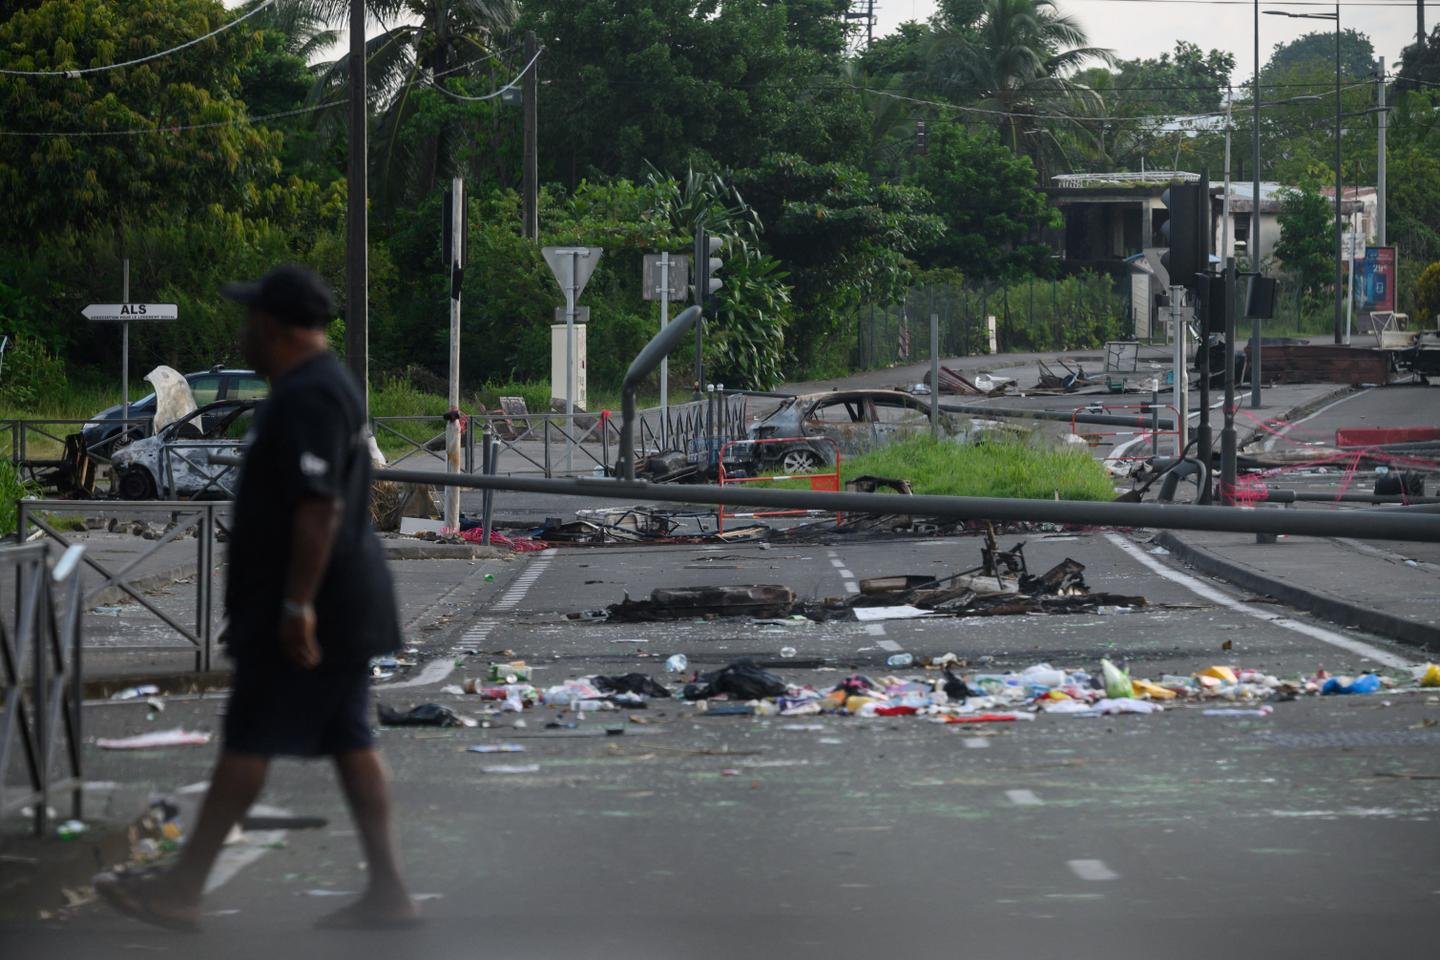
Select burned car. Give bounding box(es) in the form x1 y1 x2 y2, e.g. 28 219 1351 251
109 400 258 500
718 390 961 475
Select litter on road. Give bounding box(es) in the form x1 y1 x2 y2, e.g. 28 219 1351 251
96 729 212 750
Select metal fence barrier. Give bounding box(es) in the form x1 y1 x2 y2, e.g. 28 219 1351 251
0 540 85 837
1 417 154 496
17 501 224 672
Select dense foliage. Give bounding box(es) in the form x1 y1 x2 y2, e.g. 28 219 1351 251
2 0 1438 404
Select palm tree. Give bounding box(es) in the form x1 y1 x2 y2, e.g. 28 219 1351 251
924 0 1113 158
298 1 518 216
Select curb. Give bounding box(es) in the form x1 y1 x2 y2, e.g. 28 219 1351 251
382 541 510 560
1153 531 1440 653
1236 384 1357 451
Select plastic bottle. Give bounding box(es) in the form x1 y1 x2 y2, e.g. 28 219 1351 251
886 653 914 668
665 654 688 673
1020 664 1066 688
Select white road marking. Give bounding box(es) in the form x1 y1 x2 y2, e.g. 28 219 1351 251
1006 789 1043 807
962 737 990 749
1263 389 1364 452
493 549 557 611
830 558 846 568
1068 859 1119 882
876 639 902 652
837 568 854 579
376 657 455 690
1103 532 1411 669
204 802 289 894
863 623 887 637
843 582 861 595
825 549 839 558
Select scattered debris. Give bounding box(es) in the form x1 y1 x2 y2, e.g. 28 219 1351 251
377 703 475 728
96 729 212 750
605 585 797 622
924 365 1014 397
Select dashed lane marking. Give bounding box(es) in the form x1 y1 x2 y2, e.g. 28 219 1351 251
493 548 557 612
1006 789 1043 807
876 639 902 652
863 623 887 636
962 738 990 749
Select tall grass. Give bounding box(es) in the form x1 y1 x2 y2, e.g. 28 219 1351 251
840 435 1116 501
0 460 35 537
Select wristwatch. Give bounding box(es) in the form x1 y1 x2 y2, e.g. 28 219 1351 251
281 599 314 620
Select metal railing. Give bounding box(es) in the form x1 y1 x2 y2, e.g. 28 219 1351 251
161 441 244 500
1 417 154 496
18 501 224 672
0 540 85 837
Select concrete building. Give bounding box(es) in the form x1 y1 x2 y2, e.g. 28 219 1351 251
1049 172 1371 338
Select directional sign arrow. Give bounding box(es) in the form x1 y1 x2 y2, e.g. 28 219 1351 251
82 303 178 323
541 247 602 300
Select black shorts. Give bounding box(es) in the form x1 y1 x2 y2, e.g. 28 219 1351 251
223 659 374 758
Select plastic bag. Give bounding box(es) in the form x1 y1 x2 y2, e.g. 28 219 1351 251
1417 664 1440 688
684 659 788 701
1101 658 1134 699
591 673 672 699
377 703 467 727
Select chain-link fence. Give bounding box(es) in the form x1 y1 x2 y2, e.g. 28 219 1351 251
853 274 1132 370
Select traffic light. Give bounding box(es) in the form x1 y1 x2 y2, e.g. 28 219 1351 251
1159 173 1210 291
694 227 723 312
1191 271 1228 335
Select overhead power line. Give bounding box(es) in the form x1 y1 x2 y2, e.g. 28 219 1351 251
0 0 277 78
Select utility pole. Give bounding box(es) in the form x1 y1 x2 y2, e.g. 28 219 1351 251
522 30 539 241
1332 1 1344 346
121 259 130 424
346 0 369 413
1223 90 1233 260
1250 0 1263 408
1171 286 1189 456
444 179 465 531
1377 55 1387 247
1221 258 1239 504
659 252 671 448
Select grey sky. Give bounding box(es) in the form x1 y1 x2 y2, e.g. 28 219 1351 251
875 2 1425 76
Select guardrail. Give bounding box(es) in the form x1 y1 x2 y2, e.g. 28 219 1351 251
18 501 224 672
0 540 85 837
716 437 842 532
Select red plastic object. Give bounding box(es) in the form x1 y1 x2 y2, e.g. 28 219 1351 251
873 705 919 717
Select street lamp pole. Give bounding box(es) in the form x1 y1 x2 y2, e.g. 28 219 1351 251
1332 1 1343 346
1250 0 1262 407
1264 7 1344 346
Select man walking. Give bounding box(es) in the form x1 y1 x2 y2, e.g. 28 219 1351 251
96 265 417 931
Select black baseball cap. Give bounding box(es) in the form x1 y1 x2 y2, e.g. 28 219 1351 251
221 263 336 329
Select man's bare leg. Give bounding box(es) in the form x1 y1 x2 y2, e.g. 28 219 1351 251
95 751 268 927
330 747 415 920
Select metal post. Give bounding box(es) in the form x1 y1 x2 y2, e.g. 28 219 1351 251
543 418 551 478
346 0 369 413
1151 386 1160 457
1171 286 1189 456
1376 55 1386 246
1197 302 1212 505
929 313 940 438
194 512 205 672
522 31 539 241
33 559 47 838
1221 259 1239 505
1223 92 1232 260
1346 232 1356 343
121 259 130 425
481 430 494 546
1332 2 1344 346
659 252 670 449
1251 0 1263 408
445 178 463 530
565 250 577 474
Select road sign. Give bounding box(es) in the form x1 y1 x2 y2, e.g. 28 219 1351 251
82 303 178 323
642 254 689 301
554 306 590 324
541 246 602 299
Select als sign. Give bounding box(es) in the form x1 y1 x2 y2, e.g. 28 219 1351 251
81 303 179 323
1359 247 1397 314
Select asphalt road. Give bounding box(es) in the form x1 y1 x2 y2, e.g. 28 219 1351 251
9 529 1438 959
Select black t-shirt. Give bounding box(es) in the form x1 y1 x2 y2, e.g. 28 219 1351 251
224 352 401 665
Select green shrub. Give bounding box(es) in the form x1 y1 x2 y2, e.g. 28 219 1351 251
841 435 1116 501
0 460 35 538
0 337 67 411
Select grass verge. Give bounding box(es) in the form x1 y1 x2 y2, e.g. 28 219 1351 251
840 435 1116 501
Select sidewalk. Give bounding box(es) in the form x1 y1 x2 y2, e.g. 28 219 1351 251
1155 529 1440 653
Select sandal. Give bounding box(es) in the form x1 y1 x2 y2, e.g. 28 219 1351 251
93 868 201 933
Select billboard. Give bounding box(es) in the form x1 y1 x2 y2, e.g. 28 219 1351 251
1359 246 1397 313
